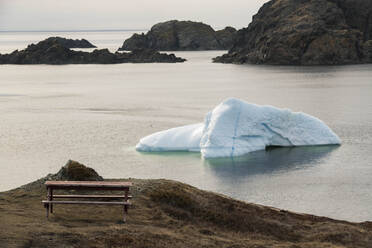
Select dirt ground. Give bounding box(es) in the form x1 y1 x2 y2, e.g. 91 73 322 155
1 177 372 248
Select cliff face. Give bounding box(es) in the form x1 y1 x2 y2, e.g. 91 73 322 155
214 0 372 65
0 37 186 64
120 20 236 51
331 0 372 41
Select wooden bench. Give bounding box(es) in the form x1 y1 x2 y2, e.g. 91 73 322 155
42 181 132 222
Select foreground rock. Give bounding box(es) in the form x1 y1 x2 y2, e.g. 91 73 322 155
54 160 103 181
0 38 186 64
17 160 103 190
1 163 372 247
214 0 372 65
120 20 236 51
43 36 97 48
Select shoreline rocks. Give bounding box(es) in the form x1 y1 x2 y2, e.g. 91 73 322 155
119 20 236 51
0 37 186 64
213 0 372 65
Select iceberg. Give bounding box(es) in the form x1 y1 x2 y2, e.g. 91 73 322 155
136 123 203 152
136 98 341 158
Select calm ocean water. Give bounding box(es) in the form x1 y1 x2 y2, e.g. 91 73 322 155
1 30 372 222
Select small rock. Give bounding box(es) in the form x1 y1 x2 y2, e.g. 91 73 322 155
54 160 103 181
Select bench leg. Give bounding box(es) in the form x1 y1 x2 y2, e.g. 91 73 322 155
47 187 53 214
46 203 49 219
50 189 53 214
123 206 126 223
124 189 129 213
122 189 129 222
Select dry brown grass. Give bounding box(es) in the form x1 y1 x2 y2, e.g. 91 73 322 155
1 178 372 248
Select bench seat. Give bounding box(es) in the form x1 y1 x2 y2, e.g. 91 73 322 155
53 194 132 199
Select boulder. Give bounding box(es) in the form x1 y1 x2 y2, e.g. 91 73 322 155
0 37 186 64
54 160 103 181
213 0 372 65
119 20 236 51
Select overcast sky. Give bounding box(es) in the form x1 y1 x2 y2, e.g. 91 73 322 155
0 0 269 31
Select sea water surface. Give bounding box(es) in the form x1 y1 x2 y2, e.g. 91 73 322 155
1 30 372 222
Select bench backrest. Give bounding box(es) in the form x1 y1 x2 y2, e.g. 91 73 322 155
45 181 132 190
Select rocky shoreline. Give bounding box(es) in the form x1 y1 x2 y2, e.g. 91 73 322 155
214 0 372 65
1 160 372 247
120 20 236 51
0 37 186 64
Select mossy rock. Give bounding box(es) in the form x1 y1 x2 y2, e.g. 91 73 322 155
55 160 103 181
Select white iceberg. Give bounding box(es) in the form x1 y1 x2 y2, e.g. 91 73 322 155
136 98 341 158
136 123 203 152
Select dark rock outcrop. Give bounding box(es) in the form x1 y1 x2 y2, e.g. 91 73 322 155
0 37 186 64
18 160 103 189
119 20 236 51
54 160 103 181
213 0 372 65
119 48 186 63
44 36 97 48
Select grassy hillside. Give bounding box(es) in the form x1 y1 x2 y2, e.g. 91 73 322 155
1 177 372 247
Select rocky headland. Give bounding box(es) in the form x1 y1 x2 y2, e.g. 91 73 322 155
43 36 97 48
213 0 372 65
0 37 186 64
1 160 372 247
119 20 237 51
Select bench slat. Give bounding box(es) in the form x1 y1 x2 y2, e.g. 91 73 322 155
42 200 131 205
53 195 132 199
45 181 132 188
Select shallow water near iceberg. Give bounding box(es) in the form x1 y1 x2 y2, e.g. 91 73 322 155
1 31 372 222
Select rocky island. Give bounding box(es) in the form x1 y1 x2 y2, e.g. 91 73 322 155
0 37 186 64
1 160 372 247
214 0 372 65
43 36 97 48
119 20 237 51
